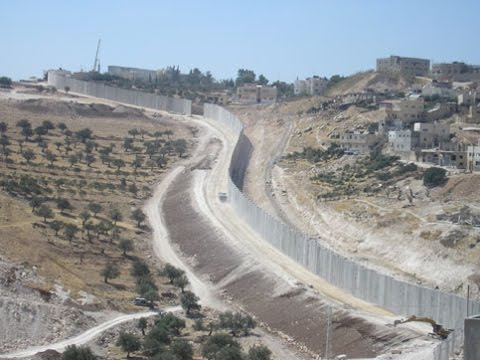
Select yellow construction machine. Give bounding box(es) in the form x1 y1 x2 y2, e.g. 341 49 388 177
393 315 453 340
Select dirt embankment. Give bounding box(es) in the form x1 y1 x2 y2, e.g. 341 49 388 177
16 98 147 119
234 98 480 299
0 258 96 353
161 136 418 359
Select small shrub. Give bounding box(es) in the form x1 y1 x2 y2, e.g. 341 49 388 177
423 167 447 187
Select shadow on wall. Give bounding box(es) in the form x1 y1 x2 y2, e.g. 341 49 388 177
229 131 253 191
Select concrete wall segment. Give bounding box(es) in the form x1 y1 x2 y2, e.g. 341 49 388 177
48 71 191 115
203 103 478 359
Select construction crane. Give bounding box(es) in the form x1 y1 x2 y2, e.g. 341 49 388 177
92 38 101 73
393 315 453 340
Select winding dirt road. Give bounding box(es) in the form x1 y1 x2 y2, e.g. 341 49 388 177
1 94 435 358
1 307 180 359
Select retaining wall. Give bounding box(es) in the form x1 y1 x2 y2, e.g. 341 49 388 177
47 71 191 115
204 103 480 360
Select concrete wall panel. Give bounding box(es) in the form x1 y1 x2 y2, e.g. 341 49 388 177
204 102 477 359
48 72 191 115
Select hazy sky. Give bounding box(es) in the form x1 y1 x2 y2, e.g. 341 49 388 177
2 0 479 82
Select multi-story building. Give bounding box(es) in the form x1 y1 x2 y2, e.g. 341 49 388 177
294 79 307 95
467 104 480 123
425 102 457 121
237 84 277 104
421 83 457 100
331 131 378 154
431 62 468 80
413 122 450 148
376 55 430 77
108 65 158 82
382 97 425 123
458 90 477 106
419 143 467 168
467 144 480 172
294 77 328 96
431 62 480 81
388 130 415 153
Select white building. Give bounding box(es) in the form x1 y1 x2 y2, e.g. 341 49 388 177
388 130 414 152
294 80 307 95
467 144 480 172
294 77 328 96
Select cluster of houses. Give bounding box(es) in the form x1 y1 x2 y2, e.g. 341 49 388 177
60 60 480 171
329 57 480 171
107 65 279 105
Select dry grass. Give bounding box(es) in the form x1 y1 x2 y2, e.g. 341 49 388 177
0 97 194 309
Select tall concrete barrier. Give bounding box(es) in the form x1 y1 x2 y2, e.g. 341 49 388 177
464 315 480 360
204 103 480 359
47 71 191 115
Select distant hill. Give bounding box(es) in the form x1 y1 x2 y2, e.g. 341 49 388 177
326 70 425 96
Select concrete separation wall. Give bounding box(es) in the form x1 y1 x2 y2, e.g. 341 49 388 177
203 103 480 359
464 315 480 360
47 71 191 115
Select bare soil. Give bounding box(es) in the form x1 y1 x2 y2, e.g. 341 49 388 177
161 140 419 359
231 98 480 301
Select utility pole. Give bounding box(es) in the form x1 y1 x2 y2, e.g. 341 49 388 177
325 305 333 359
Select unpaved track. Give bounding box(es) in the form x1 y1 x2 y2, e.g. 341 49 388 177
158 116 426 357
1 307 180 359
145 164 222 309
145 122 304 359
3 91 428 357
199 116 395 317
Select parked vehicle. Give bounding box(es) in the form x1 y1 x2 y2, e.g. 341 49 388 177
133 297 152 307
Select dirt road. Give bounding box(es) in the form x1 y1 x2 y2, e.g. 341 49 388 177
156 115 428 358
1 307 180 359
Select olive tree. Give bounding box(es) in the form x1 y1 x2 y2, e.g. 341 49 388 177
101 262 120 283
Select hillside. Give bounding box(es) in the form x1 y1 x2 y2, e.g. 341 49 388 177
233 97 480 302
0 92 194 353
326 70 424 96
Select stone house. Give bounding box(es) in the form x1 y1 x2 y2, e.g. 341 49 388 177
376 55 430 77
413 122 450 148
332 131 378 154
237 84 277 104
381 97 425 123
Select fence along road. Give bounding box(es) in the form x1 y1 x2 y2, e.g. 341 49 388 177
47 71 192 116
204 103 478 360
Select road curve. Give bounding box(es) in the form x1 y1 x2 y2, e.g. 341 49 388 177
1 306 180 359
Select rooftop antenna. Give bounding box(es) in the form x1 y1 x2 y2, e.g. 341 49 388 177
93 37 101 73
